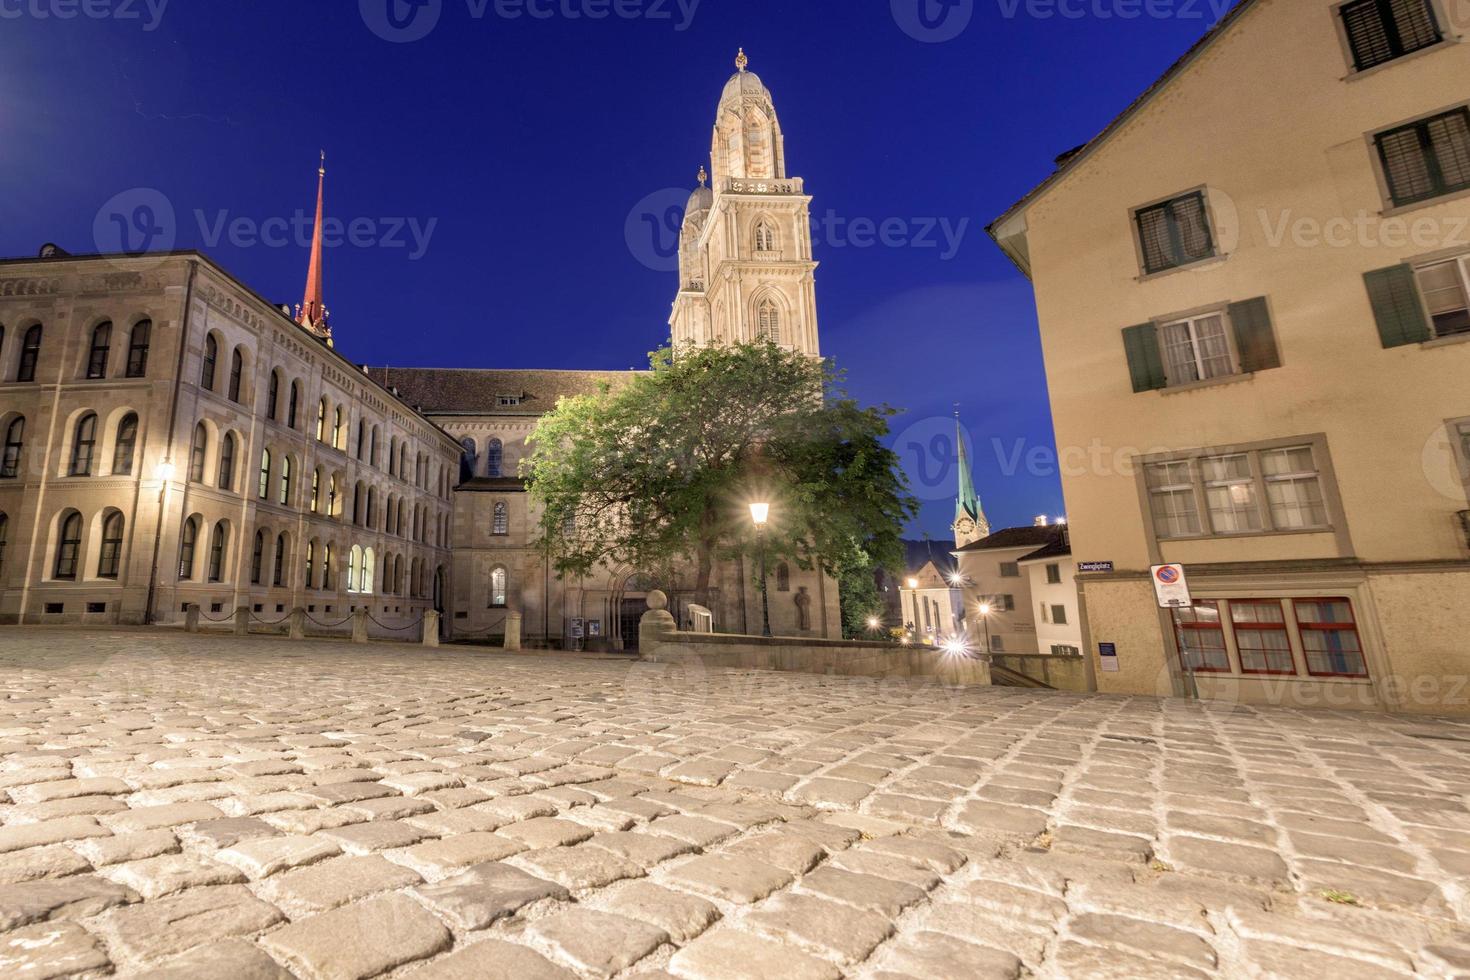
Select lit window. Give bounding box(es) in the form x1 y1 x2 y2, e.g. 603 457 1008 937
1295 599 1368 677
1413 256 1470 338
1173 600 1229 672
490 567 507 607
1202 453 1261 534
492 501 508 536
1230 600 1294 674
259 450 271 500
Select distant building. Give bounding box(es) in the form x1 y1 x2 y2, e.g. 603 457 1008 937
989 0 1470 712
953 524 1068 655
898 557 965 644
1020 530 1085 659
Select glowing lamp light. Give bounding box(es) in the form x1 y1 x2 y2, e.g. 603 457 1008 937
948 573 964 586
749 502 770 526
866 616 880 630
942 636 970 657
977 602 993 617
154 461 176 482
906 577 919 589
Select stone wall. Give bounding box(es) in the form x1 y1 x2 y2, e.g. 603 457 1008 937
641 631 991 687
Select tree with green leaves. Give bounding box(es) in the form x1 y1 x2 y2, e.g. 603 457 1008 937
523 341 915 630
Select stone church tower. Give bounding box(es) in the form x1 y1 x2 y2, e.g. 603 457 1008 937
953 412 990 548
670 50 820 355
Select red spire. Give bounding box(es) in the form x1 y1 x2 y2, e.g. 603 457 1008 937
297 151 329 339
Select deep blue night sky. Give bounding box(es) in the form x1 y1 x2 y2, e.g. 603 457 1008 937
1 0 1227 539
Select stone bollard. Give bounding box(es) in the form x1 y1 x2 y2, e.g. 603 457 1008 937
423 610 440 648
504 611 523 652
288 607 306 640
352 607 369 645
184 604 200 633
233 607 250 637
638 590 677 656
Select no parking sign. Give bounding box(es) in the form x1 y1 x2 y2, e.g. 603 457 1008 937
1150 564 1193 609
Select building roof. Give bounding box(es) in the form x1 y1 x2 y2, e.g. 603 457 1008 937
903 539 956 575
985 0 1256 275
954 524 1066 554
1019 535 1072 563
365 367 641 416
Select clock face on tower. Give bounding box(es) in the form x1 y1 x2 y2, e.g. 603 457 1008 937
955 517 975 535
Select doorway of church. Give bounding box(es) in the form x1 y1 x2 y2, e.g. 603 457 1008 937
619 598 647 652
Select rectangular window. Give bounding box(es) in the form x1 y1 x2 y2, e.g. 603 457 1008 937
1295 599 1369 677
1340 0 1443 71
1261 446 1329 529
1413 255 1470 338
1174 600 1230 672
1045 563 1061 584
1160 312 1234 385
1376 107 1470 207
1147 460 1202 539
990 634 1004 652
1051 644 1080 656
1230 600 1295 674
1051 604 1068 625
999 561 1020 578
1202 453 1262 534
1134 191 1216 275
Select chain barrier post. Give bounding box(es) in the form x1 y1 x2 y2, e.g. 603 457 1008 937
352 607 369 645
289 607 306 640
184 604 200 633
504 611 523 651
233 607 250 636
422 609 440 648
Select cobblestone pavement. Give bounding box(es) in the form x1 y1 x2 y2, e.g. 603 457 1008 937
2 629 1470 979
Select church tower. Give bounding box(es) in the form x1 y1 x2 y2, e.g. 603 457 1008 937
953 412 989 547
296 152 333 347
670 50 821 356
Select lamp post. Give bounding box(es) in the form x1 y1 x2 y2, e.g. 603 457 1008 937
144 459 175 625
749 501 771 637
976 600 993 656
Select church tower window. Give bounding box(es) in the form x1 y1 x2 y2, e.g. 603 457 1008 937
755 221 775 253
757 299 782 344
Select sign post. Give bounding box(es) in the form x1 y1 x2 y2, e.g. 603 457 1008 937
1150 564 1193 609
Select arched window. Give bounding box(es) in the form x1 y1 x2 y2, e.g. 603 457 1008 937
388 437 397 476
0 512 8 577
17 325 42 382
87 322 112 379
69 413 98 476
288 381 300 428
201 334 218 390
459 437 477 484
485 439 503 478
754 221 775 253
100 511 127 578
311 469 322 512
363 548 376 595
356 419 365 459
208 522 227 582
370 426 380 467
113 413 138 475
316 399 328 442
1 417 23 478
228 348 244 402
490 567 507 607
218 432 236 490
304 540 316 589
125 320 150 378
492 501 508 536
348 545 362 593
273 533 287 587
757 298 781 344
189 423 208 482
333 406 344 449
400 444 409 479
327 474 338 518
258 449 271 500
54 510 82 579
367 487 378 529
178 516 199 579
352 482 364 525
251 530 265 585
266 370 280 420
776 562 791 592
322 543 334 591
279 456 292 505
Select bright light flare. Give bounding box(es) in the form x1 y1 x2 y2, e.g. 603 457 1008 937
942 636 971 657
977 602 993 616
749 502 770 525
154 461 176 481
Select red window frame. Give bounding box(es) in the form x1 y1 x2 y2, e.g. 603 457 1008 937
1173 600 1230 673
1293 598 1369 679
1228 599 1296 675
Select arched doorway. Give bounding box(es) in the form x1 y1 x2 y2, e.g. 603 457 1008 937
609 570 659 652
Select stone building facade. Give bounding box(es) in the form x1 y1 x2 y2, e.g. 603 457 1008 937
0 251 459 629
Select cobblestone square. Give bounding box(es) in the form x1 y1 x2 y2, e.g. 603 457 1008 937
1 627 1468 978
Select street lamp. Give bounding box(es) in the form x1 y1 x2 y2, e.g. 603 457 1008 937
866 615 880 635
749 501 772 637
145 459 176 625
976 600 993 656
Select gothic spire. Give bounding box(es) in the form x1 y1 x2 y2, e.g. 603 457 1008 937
297 151 331 344
953 408 988 542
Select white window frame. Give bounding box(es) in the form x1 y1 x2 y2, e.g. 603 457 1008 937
1158 310 1238 386
1412 253 1470 339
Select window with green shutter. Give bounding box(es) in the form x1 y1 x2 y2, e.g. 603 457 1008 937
1227 297 1282 373
1122 323 1167 392
1123 298 1279 394
1363 264 1431 347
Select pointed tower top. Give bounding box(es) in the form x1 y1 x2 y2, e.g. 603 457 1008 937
296 153 331 345
735 47 748 72
952 410 989 546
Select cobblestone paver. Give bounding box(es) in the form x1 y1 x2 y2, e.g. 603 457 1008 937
1 627 1469 978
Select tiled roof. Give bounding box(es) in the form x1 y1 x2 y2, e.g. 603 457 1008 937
954 525 1065 554
364 367 643 416
1019 536 1072 562
903 539 956 575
